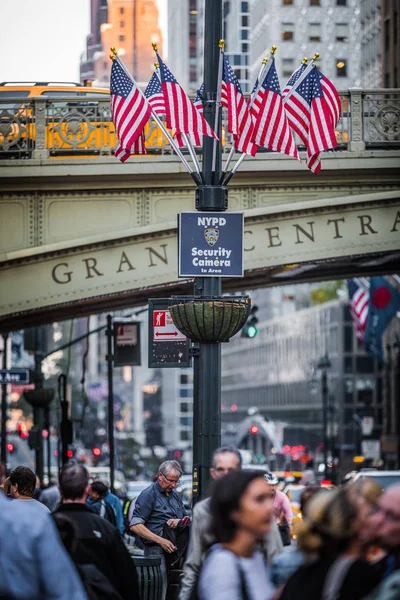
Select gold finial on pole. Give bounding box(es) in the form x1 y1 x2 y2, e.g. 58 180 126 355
219 39 225 49
262 57 268 65
111 47 117 56
154 62 159 69
152 42 158 51
302 57 308 65
313 52 320 61
109 54 115 61
270 45 277 55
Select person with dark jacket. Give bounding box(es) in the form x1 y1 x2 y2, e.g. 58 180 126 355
54 464 139 600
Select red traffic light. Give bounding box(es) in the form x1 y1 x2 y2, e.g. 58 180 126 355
6 442 15 452
92 447 102 457
174 450 182 458
250 425 259 435
67 449 73 458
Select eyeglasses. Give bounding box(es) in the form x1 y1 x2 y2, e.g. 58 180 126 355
372 504 400 523
161 473 180 485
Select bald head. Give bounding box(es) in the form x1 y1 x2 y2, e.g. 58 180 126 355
373 484 400 550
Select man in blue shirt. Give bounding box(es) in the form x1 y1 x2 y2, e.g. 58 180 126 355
87 480 124 534
0 490 88 599
131 460 187 597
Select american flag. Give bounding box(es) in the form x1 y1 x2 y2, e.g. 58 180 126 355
250 59 299 160
194 83 204 114
282 65 338 173
110 59 152 162
318 71 341 128
221 54 257 156
156 53 218 142
144 71 166 115
347 279 369 341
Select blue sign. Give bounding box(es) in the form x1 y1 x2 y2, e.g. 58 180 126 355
0 369 30 384
178 211 244 277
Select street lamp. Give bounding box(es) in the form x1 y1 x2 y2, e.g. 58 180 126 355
317 354 331 478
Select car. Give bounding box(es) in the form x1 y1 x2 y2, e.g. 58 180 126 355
126 480 152 500
351 470 400 491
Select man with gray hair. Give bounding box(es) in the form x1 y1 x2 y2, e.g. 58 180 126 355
130 460 188 597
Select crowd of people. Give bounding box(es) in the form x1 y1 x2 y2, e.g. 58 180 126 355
1 451 400 600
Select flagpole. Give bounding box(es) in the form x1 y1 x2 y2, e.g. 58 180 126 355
110 48 201 185
152 61 204 182
221 46 277 185
282 53 319 104
211 40 224 180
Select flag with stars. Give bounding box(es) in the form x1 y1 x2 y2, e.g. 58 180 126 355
347 279 369 342
194 83 204 114
144 71 166 115
156 53 218 142
110 59 152 162
221 53 257 156
250 58 299 160
282 65 338 173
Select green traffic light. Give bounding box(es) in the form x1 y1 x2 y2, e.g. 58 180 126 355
247 325 258 338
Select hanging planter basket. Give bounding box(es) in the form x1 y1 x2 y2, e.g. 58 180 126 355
169 296 251 343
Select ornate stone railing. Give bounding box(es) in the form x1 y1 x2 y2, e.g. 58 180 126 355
0 88 399 160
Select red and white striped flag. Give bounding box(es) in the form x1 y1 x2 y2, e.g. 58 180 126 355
110 59 152 162
156 53 218 142
347 279 369 341
250 58 299 160
144 71 166 115
282 65 338 173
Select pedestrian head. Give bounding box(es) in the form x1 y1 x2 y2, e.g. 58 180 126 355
9 466 36 499
264 472 279 498
157 460 183 494
89 480 108 501
296 488 359 557
371 484 400 551
210 446 242 480
347 477 383 547
299 486 329 519
210 471 274 544
59 465 89 502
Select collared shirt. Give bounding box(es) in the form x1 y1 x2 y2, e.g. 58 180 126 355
130 481 187 538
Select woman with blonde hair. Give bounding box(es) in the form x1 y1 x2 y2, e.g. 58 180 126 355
280 488 382 600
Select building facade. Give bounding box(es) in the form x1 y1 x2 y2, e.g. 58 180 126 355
221 299 383 476
382 0 400 87
360 0 382 87
80 0 163 87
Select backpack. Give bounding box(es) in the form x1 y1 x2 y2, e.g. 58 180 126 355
98 498 117 528
78 564 123 600
122 497 135 534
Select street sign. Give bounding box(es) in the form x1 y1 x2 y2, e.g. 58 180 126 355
0 369 30 384
148 299 191 368
178 211 244 277
113 320 141 366
362 439 381 460
361 416 374 436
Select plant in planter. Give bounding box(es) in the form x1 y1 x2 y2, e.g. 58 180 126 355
169 296 251 343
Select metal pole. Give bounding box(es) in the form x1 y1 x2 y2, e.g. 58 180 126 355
1 333 9 466
106 315 115 494
59 374 69 468
44 405 51 481
321 369 329 477
192 0 223 502
34 327 44 484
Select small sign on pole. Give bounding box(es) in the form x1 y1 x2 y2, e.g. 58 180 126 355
0 369 30 384
113 321 141 366
178 211 244 278
361 416 374 436
148 299 191 368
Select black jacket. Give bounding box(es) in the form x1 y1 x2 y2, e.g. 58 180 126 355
54 503 139 600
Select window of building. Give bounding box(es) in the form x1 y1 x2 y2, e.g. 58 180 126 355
309 22 321 42
336 58 347 77
180 430 190 441
103 61 108 70
180 402 190 413
335 22 349 42
241 29 249 40
179 388 192 398
310 0 320 5
241 1 249 12
120 7 124 13
337 0 347 5
282 22 294 41
242 43 249 52
282 0 293 4
120 21 124 27
180 373 193 384
119 35 125 42
282 58 295 77
180 416 192 426
242 15 249 26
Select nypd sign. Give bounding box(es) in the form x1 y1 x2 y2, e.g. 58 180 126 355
178 211 244 277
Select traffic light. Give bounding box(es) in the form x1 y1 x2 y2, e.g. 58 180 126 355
6 442 15 453
241 305 259 338
250 425 259 435
92 447 102 457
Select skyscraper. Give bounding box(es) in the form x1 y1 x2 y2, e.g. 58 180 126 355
80 0 163 87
